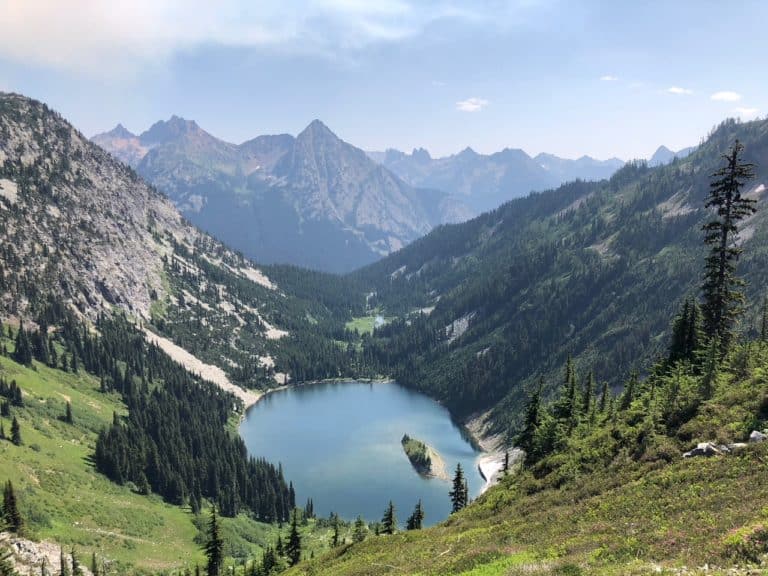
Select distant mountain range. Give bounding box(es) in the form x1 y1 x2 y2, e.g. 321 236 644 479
648 145 697 167
93 119 637 272
93 119 471 273
367 147 625 213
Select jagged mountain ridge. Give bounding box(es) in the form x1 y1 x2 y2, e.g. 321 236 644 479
368 145 625 213
0 92 322 389
93 118 469 273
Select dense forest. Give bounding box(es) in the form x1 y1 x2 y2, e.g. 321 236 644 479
11 301 295 521
344 118 768 437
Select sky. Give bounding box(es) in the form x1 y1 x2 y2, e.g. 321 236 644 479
0 0 766 160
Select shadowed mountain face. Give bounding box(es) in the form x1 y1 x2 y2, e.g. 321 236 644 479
94 119 470 273
369 146 625 214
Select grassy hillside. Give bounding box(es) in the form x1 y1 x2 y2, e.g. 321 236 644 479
283 340 768 575
0 331 206 570
0 325 329 572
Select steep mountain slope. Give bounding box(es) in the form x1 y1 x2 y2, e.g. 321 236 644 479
352 118 768 434
93 119 467 273
0 92 354 392
370 146 624 213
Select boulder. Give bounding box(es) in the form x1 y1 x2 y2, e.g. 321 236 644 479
683 442 723 458
749 430 767 443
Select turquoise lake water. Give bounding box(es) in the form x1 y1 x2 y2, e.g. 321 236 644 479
239 380 483 526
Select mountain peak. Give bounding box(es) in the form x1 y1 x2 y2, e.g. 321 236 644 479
649 145 678 167
300 119 336 138
140 115 201 145
107 123 135 139
411 147 432 163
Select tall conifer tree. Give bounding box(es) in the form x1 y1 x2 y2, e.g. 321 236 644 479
449 464 468 513
701 140 756 353
286 511 302 566
381 501 397 535
204 506 224 576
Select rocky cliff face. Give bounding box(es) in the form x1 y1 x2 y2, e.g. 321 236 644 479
0 92 293 388
0 93 190 318
93 118 466 272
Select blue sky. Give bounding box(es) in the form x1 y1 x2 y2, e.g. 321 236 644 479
0 0 765 159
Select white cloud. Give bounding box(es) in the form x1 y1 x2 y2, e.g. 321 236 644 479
666 86 693 95
711 91 742 102
600 75 618 81
0 0 532 73
733 107 760 119
455 97 489 112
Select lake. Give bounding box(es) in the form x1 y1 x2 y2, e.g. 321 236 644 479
239 380 483 526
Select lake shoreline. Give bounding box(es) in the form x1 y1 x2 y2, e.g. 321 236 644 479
239 378 508 495
465 411 515 494
239 377 394 422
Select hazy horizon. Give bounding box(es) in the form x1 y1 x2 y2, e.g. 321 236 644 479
1 1 765 160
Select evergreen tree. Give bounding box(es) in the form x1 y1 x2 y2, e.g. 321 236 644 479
701 140 757 354
381 500 397 534
286 511 302 566
699 337 721 399
761 297 768 342
0 422 4 440
12 325 32 366
619 371 638 411
502 451 510 475
275 534 284 557
598 381 609 414
90 553 99 576
668 298 704 364
3 480 23 533
405 500 424 530
581 372 595 416
381 501 397 535
331 518 340 548
516 379 542 454
10 416 21 446
204 506 224 576
449 463 468 513
64 401 73 424
352 516 367 543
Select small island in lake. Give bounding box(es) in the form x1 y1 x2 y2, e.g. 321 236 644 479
401 434 449 480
